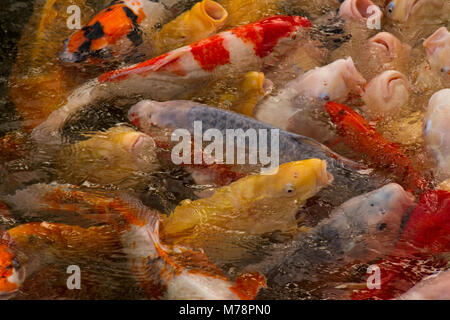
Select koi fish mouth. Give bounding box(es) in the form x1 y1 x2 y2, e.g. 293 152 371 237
341 0 381 20
129 134 155 153
369 33 396 57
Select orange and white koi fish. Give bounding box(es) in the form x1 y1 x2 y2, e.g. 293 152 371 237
325 101 429 192
0 222 120 299
32 15 312 145
0 184 266 299
60 0 183 63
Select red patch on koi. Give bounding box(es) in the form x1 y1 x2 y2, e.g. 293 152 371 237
98 52 171 82
230 272 267 300
190 35 230 72
232 15 311 58
352 190 450 300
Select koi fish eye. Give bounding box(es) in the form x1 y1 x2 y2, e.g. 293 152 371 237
319 93 330 101
377 222 387 231
283 183 296 195
425 119 432 134
11 258 20 269
387 2 395 15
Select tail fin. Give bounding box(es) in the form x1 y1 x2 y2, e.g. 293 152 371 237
230 272 267 300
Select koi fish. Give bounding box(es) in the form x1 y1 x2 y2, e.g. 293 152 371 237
162 159 333 240
423 27 450 85
385 0 445 23
56 126 160 187
128 100 387 223
0 222 120 299
9 0 97 130
325 101 429 192
32 15 312 145
384 0 448 44
363 32 412 78
246 183 415 299
254 57 366 142
351 189 450 300
0 185 266 299
231 71 273 116
60 0 184 63
361 70 411 119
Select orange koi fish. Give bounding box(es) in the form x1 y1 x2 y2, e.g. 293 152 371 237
0 222 120 299
32 15 312 145
0 184 266 299
325 101 429 192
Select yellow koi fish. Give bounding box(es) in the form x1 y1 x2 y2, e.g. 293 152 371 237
56 126 160 187
162 159 333 239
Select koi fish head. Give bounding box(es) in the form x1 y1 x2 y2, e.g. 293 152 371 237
325 101 370 133
57 126 160 186
362 70 410 118
240 159 333 204
330 183 415 261
339 0 383 22
423 27 450 78
368 32 411 62
128 100 200 133
296 57 366 102
385 0 444 22
60 1 146 63
0 232 24 299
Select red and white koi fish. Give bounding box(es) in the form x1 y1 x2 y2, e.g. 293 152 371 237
0 184 266 299
32 15 312 145
60 0 181 63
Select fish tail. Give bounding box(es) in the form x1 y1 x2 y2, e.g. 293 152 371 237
31 79 100 145
230 272 267 300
